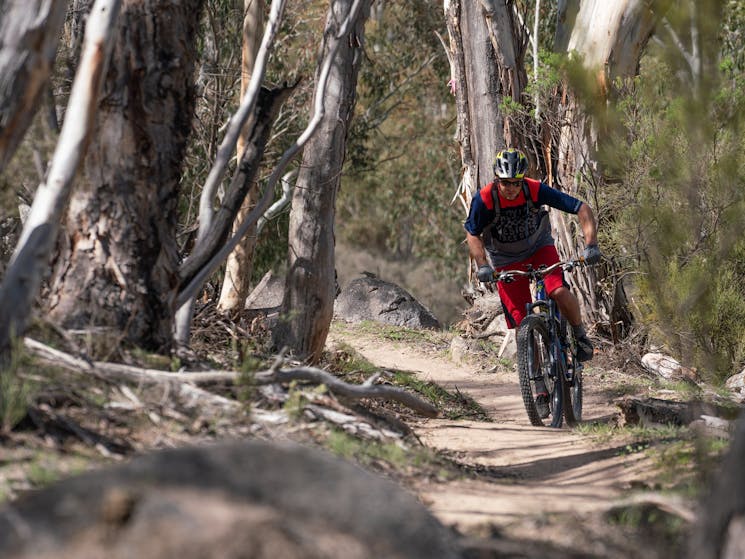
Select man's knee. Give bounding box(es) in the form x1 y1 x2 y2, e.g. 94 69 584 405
549 286 571 301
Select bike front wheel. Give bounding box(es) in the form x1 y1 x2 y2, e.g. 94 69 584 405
563 326 584 424
516 315 562 427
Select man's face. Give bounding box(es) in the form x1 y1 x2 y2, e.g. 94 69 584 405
497 178 522 200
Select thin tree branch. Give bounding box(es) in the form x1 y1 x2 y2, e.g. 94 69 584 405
176 0 366 308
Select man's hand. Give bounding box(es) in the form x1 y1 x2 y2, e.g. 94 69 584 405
477 264 495 283
583 244 602 265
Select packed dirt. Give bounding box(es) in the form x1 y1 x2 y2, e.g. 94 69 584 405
328 327 685 558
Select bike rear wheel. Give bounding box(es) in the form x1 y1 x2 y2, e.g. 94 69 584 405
516 315 562 427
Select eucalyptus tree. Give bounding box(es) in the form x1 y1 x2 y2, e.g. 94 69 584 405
217 0 266 313
273 0 371 362
0 0 121 358
45 0 206 351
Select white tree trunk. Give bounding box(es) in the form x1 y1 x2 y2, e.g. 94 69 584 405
0 0 121 356
0 0 67 172
550 0 659 329
217 0 266 312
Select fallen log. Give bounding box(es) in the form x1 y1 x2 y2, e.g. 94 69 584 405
617 397 737 429
24 338 241 419
23 338 439 418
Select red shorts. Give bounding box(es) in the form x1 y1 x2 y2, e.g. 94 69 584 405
494 245 564 329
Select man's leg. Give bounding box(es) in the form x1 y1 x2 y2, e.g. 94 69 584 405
532 246 595 362
548 287 594 361
494 269 532 329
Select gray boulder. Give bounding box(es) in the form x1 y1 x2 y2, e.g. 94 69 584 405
335 275 441 329
244 269 285 312
0 440 460 559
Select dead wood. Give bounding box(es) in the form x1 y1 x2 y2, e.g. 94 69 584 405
26 404 132 457
23 338 439 418
24 338 242 419
177 85 295 290
253 367 439 418
303 403 404 441
617 397 736 428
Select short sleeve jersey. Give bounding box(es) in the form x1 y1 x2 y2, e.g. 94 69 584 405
464 178 583 266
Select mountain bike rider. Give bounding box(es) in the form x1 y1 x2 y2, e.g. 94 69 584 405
464 148 601 416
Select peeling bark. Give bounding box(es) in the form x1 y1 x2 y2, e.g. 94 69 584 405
551 0 659 328
0 0 121 357
46 0 205 351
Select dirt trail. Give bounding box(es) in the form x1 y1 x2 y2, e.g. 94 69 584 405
331 332 657 537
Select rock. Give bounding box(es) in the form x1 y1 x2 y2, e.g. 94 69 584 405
449 335 471 363
335 276 441 330
0 440 460 559
641 352 699 383
244 269 285 312
726 370 745 402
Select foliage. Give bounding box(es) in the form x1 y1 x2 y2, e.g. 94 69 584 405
338 1 463 276
0 342 37 433
604 46 745 382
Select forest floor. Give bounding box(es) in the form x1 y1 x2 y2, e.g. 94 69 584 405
0 315 736 558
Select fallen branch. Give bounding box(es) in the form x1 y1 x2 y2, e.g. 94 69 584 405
24 338 241 418
304 403 404 441
24 338 440 418
254 367 439 418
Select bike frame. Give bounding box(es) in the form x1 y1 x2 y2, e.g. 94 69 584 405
495 259 584 426
527 276 568 389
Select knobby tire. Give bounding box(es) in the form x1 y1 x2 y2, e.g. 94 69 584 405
516 315 562 427
562 322 583 426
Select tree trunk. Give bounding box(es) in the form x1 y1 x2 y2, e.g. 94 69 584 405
273 0 370 363
177 86 293 294
0 0 67 172
444 0 528 197
550 0 659 329
47 0 205 352
689 414 745 559
0 0 121 359
217 0 265 312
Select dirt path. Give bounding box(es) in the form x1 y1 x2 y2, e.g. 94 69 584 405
330 331 658 540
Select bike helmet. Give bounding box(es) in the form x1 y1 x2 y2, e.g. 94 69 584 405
493 148 528 179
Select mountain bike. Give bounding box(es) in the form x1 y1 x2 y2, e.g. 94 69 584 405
494 260 585 428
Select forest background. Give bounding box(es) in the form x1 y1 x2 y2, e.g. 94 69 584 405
1 0 745 388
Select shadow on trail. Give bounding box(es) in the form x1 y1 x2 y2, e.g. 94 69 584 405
503 443 638 480
455 443 639 482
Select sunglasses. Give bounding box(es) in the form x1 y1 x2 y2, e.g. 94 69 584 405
499 179 521 186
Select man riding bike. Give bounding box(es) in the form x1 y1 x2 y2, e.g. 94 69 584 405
464 148 601 417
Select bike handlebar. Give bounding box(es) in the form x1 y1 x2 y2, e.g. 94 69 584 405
493 258 586 283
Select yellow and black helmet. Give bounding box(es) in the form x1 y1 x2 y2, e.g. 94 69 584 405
493 148 528 179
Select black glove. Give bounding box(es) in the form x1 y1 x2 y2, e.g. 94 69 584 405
477 264 495 283
583 244 602 265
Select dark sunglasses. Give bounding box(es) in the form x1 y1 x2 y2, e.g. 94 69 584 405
499 179 521 186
